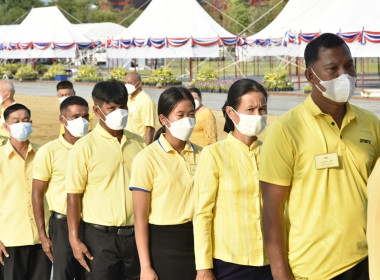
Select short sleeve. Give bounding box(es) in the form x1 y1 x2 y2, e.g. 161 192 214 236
193 146 219 269
258 120 294 186
129 150 155 192
140 99 156 128
65 142 88 194
33 145 52 181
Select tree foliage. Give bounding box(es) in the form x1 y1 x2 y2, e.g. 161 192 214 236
0 0 286 36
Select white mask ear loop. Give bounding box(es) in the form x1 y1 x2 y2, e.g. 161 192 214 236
310 68 325 93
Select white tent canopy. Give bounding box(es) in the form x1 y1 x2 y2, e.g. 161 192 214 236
74 22 126 42
107 0 239 59
0 6 94 59
243 0 380 57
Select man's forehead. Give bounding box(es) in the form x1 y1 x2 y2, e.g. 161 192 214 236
9 109 30 118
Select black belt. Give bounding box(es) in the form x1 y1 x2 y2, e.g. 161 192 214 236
51 212 67 220
86 223 134 236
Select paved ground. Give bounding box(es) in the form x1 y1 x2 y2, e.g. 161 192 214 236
13 81 380 118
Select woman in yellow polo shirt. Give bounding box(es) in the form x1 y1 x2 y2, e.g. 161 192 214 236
130 87 202 280
193 79 273 280
189 87 217 147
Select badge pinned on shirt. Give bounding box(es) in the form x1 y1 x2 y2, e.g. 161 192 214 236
190 164 198 175
129 106 137 113
314 152 339 170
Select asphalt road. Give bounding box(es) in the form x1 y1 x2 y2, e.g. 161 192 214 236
12 81 380 118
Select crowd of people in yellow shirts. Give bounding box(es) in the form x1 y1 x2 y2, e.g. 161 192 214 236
0 33 380 280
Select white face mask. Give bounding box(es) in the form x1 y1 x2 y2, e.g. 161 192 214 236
232 108 267 137
194 99 200 109
311 68 356 103
58 96 68 103
125 83 138 95
166 117 196 141
9 122 33 142
98 106 128 130
63 116 89 138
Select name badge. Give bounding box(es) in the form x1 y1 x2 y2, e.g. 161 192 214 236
190 164 198 175
314 153 339 170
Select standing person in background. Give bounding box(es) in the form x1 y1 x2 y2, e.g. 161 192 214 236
259 33 380 280
130 87 202 280
66 80 145 280
193 79 272 280
125 72 156 145
32 96 89 280
57 81 93 134
189 87 217 147
0 104 51 280
0 80 16 137
367 157 380 279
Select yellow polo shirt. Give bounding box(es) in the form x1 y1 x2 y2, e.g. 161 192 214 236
129 134 202 225
125 90 156 138
66 124 145 226
0 141 41 247
367 157 380 280
59 110 94 135
33 135 73 215
194 133 267 270
259 95 380 280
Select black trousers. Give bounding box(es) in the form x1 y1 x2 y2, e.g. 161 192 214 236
331 257 369 280
3 244 51 280
213 259 273 280
84 222 140 280
149 222 196 280
49 213 86 280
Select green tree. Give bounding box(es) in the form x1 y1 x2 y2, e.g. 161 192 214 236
117 5 142 27
0 0 44 24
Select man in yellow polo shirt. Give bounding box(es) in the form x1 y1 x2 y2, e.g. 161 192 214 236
0 80 16 137
66 80 145 280
125 72 156 145
0 104 51 280
32 96 89 280
259 33 380 280
57 81 93 134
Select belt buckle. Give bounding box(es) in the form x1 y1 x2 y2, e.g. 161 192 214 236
117 228 134 236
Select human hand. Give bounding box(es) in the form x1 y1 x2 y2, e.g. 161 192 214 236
0 241 9 265
40 236 54 263
140 266 159 280
196 269 216 280
70 238 93 272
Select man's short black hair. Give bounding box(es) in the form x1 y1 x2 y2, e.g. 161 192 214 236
60 96 89 113
4 103 31 121
304 33 350 68
57 81 74 91
92 80 128 106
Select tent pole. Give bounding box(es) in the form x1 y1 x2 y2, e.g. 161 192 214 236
288 56 292 87
190 58 193 82
134 59 137 72
234 53 237 79
257 57 260 76
107 58 110 74
150 59 153 73
217 57 220 78
180 58 182 77
378 58 380 79
297 57 300 90
361 57 364 92
367 58 369 79
253 56 255 76
223 53 225 80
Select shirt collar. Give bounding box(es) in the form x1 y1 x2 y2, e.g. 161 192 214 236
5 140 37 159
128 89 145 102
227 132 260 152
58 135 73 150
157 133 194 153
94 123 132 141
304 95 356 121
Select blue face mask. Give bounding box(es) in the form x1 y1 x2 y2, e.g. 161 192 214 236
9 122 33 142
